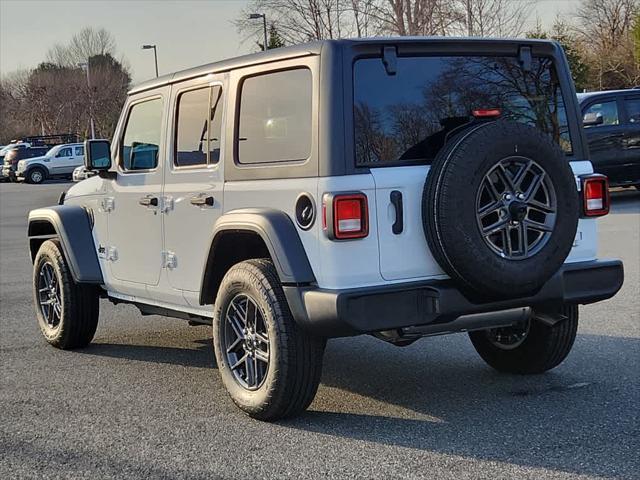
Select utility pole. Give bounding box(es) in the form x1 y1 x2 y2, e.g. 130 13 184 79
142 44 159 77
466 0 473 36
249 13 268 51
78 62 96 139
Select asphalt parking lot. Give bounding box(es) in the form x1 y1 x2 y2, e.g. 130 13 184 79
0 181 638 479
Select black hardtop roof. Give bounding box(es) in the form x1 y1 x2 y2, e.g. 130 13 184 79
129 37 561 95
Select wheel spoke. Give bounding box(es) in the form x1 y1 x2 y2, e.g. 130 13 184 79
229 301 248 328
524 218 553 233
495 164 516 192
478 199 503 217
483 177 503 202
230 352 248 371
482 218 509 237
254 348 269 364
255 331 269 345
504 227 514 256
245 355 256 387
513 159 533 189
226 335 242 353
528 198 555 214
53 301 62 320
517 223 528 256
524 171 545 201
245 299 257 330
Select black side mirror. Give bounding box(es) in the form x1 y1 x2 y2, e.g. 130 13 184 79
84 139 112 170
583 112 604 127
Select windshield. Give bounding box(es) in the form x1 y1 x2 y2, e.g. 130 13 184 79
354 55 572 166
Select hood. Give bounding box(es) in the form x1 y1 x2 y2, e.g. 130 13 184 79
21 154 50 164
64 174 105 200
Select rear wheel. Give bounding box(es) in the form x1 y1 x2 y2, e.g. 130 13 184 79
33 240 100 349
27 167 46 184
469 305 578 374
212 259 325 421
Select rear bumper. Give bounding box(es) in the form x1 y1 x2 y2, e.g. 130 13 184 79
284 259 624 337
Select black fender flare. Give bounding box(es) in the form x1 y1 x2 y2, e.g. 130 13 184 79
28 205 103 284
199 208 316 304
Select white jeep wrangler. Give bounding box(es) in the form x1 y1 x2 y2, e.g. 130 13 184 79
28 39 624 421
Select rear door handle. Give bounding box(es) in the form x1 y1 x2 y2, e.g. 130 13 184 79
139 195 159 207
190 194 214 207
390 190 403 234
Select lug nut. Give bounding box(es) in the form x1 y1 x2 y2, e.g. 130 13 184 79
504 193 512 201
517 193 525 200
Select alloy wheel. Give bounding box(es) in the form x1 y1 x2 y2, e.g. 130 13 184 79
476 156 557 260
38 261 62 328
223 294 270 390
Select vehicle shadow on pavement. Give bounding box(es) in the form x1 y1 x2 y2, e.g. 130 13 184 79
282 332 639 478
86 337 216 369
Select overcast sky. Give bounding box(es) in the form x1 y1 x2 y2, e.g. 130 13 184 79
1 0 581 83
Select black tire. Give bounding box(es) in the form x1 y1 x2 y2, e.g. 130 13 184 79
32 240 99 349
469 305 578 374
423 120 579 298
27 167 46 184
212 259 325 421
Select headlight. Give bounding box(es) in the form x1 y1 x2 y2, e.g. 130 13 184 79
17 161 26 171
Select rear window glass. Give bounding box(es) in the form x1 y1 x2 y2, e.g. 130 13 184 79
354 56 573 166
237 68 312 164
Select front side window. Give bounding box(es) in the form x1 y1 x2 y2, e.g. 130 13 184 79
354 56 573 166
75 146 84 156
584 101 619 127
237 68 312 164
57 147 72 158
121 98 163 171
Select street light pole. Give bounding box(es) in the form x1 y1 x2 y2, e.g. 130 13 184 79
78 62 96 139
249 13 268 51
142 44 159 77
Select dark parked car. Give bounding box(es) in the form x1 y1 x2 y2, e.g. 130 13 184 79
2 146 50 181
577 89 640 189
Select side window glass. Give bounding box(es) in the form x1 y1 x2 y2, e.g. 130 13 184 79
175 87 209 167
75 146 84 156
624 98 640 124
584 101 619 128
237 68 312 164
57 147 72 157
121 98 163 171
209 86 223 164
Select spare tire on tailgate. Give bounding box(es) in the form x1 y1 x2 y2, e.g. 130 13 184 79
422 120 579 298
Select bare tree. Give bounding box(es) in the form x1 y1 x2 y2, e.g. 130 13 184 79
238 0 536 43
461 0 534 37
237 0 356 44
46 27 117 67
373 0 462 36
574 0 639 89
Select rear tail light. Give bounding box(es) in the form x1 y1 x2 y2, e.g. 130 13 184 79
581 174 609 217
322 192 369 240
472 108 501 118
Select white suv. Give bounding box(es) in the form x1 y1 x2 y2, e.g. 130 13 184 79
27 39 624 421
17 143 85 183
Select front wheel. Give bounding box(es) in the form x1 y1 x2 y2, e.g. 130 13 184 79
27 167 46 184
33 240 100 349
469 305 578 374
212 259 325 421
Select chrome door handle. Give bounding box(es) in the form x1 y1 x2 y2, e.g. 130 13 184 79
139 195 159 207
190 194 214 207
